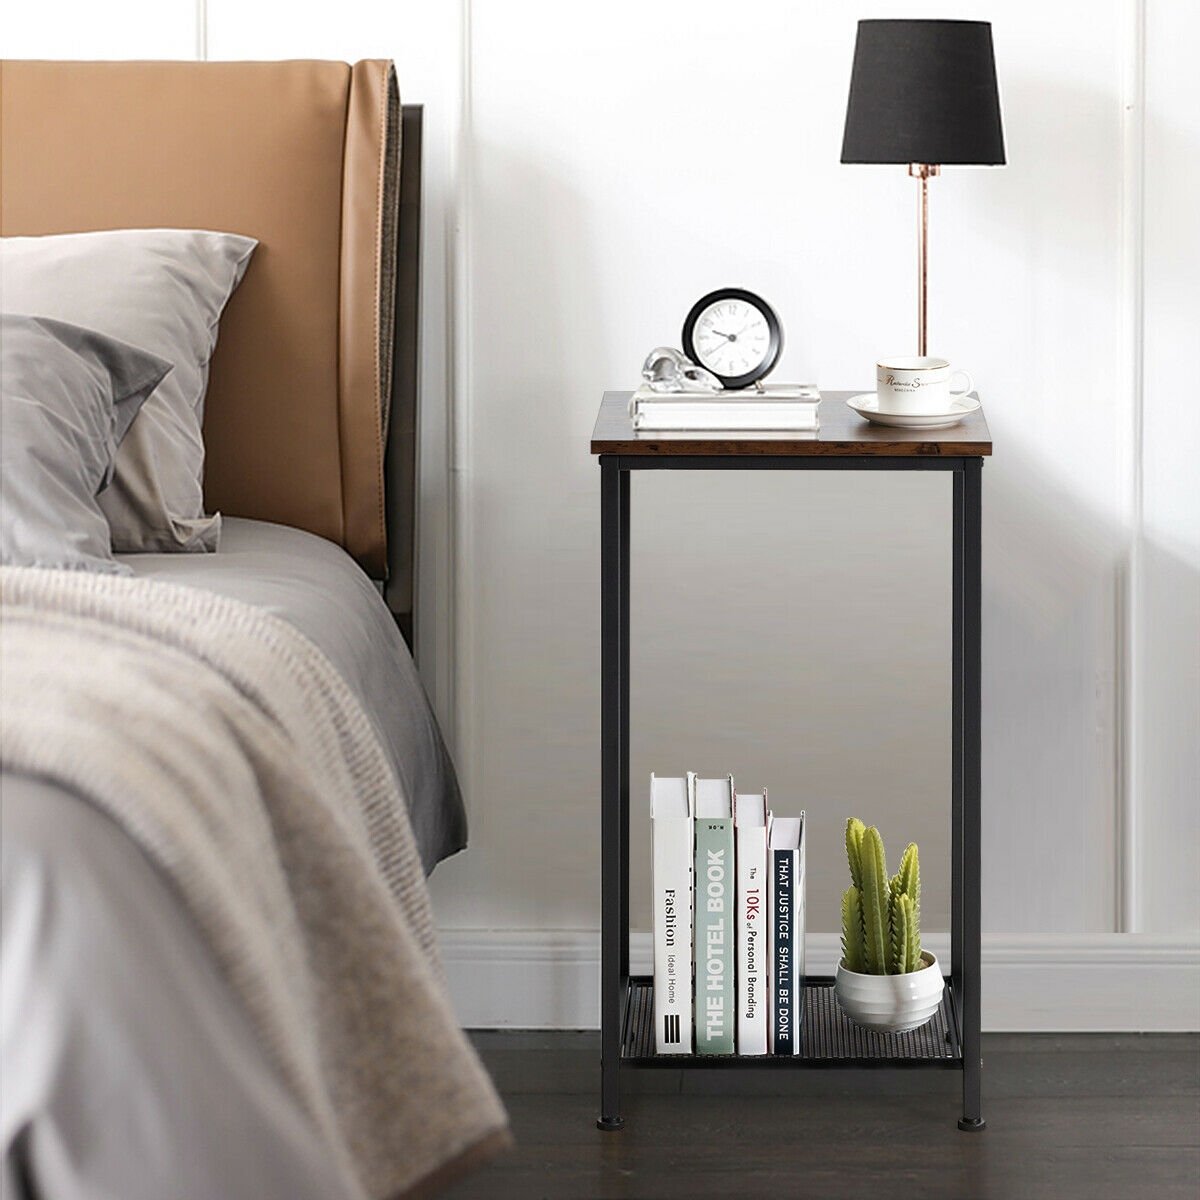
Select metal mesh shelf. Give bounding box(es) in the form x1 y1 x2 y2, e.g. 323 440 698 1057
621 975 962 1069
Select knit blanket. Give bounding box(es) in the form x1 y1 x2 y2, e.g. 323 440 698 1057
0 566 508 1199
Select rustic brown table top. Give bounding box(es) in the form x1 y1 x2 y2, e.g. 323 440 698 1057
590 391 992 457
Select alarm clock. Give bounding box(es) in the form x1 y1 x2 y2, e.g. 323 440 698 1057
681 288 783 390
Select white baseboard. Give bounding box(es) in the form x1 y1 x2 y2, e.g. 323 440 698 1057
439 929 1200 1033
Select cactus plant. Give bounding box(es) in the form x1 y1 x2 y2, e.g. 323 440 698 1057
859 826 891 975
840 886 867 973
845 817 865 889
895 841 920 914
840 818 924 975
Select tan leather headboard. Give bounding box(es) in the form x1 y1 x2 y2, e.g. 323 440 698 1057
0 59 399 577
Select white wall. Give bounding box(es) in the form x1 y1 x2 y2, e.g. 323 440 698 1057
6 0 1197 1028
1136 0 1200 935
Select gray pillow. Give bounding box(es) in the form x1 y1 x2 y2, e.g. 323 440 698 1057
0 229 257 553
1 315 171 574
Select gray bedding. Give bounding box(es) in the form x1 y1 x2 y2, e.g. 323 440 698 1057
2 778 362 1200
0 520 477 1200
117 516 466 872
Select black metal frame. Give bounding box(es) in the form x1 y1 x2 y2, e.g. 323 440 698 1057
597 452 984 1132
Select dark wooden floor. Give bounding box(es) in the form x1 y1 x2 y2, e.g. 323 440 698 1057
444 1031 1199 1200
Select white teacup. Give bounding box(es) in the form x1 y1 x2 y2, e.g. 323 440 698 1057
876 356 973 415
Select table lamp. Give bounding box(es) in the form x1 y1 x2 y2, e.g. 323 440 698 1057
841 19 1005 355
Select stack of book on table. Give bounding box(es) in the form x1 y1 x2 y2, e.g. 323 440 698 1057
650 773 806 1056
629 384 822 432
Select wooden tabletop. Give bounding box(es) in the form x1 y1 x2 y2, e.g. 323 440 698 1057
590 391 992 457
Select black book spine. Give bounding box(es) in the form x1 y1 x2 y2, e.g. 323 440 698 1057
772 847 793 1056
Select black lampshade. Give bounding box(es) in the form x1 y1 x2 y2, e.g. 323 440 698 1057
841 19 1005 166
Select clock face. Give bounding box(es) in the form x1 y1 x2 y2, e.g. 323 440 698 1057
682 289 782 389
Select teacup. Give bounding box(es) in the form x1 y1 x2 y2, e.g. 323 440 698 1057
876 356 973 415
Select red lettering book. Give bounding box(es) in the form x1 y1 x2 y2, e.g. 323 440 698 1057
735 790 770 1054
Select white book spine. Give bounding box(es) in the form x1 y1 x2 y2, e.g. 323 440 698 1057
651 774 694 1053
735 791 770 1055
629 385 820 404
632 412 820 432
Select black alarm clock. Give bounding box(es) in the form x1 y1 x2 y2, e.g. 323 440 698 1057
681 288 783 390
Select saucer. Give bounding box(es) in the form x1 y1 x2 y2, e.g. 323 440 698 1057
847 393 980 429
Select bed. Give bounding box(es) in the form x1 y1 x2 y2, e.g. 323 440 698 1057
0 60 507 1200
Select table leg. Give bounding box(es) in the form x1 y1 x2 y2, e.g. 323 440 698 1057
598 458 626 1131
619 469 630 984
951 470 964 1026
958 458 985 1132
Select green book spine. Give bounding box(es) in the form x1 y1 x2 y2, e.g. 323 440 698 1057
694 815 736 1054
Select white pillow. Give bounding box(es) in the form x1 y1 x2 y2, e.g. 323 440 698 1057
0 229 256 552
1 315 171 573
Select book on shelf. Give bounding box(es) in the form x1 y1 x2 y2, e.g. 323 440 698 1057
630 384 820 404
694 775 735 1055
651 773 695 1054
734 789 771 1055
629 384 822 432
770 814 807 1057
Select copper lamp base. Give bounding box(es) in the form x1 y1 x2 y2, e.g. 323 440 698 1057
908 163 940 355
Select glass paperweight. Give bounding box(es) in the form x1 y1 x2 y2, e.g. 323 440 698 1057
641 346 721 393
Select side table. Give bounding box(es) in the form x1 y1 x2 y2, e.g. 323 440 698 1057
590 390 992 1131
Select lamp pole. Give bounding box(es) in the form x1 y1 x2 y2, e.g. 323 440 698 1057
909 162 940 356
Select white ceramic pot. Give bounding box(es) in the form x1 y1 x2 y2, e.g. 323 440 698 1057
834 951 943 1033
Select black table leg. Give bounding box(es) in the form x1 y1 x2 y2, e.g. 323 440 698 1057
958 457 986 1131
619 469 631 986
598 457 626 1131
596 451 984 1129
951 469 964 1010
